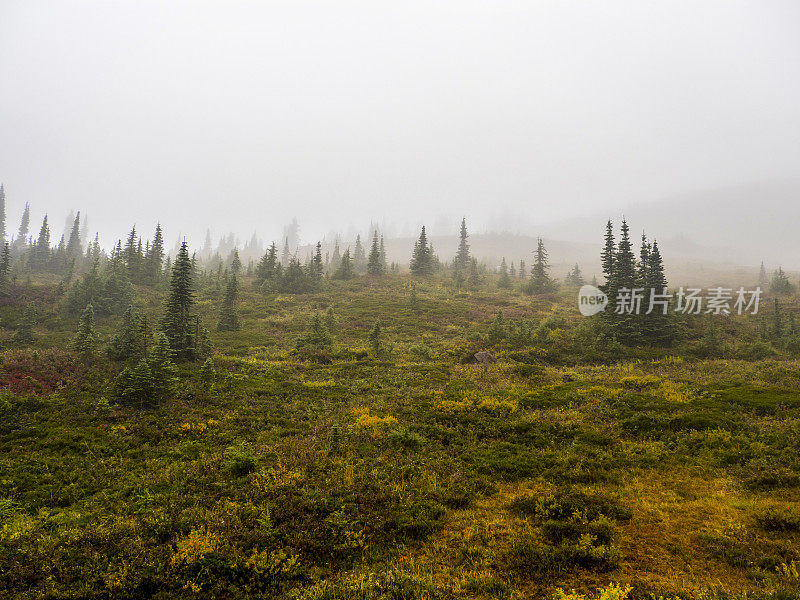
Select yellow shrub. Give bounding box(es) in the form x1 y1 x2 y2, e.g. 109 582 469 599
172 527 218 566
477 396 518 413
352 407 398 438
660 380 692 403
555 582 632 600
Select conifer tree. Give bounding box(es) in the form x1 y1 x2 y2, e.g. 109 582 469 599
368 321 383 355
455 218 470 272
610 219 636 311
14 302 37 344
114 332 178 408
565 263 585 287
217 273 240 331
367 230 386 275
379 235 387 269
230 248 241 274
330 239 341 272
410 226 434 276
148 332 179 400
488 310 506 343
353 234 366 271
518 260 526 279
600 219 615 293
0 243 10 294
770 266 793 294
525 237 557 294
66 212 82 262
296 313 333 351
0 184 5 244
108 305 143 361
147 224 165 284
161 240 197 360
510 261 516 278
280 237 291 267
310 242 324 282
637 233 651 285
498 257 511 288
333 248 354 280
467 257 482 288
758 261 768 287
72 303 97 356
15 203 30 250
123 226 140 280
256 242 278 285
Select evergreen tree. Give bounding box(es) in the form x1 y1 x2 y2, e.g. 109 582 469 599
565 263 586 287
518 260 526 279
15 203 30 250
280 237 290 267
600 219 615 293
368 321 383 355
280 256 313 292
770 267 793 295
498 257 511 289
148 332 179 400
65 258 104 314
31 215 50 270
509 261 516 278
367 230 386 275
66 212 82 262
330 239 341 272
123 226 140 280
467 257 482 289
525 237 557 294
108 305 143 361
354 234 366 271
256 242 279 285
310 242 324 281
637 233 651 285
217 273 240 331
147 223 165 284
488 310 506 343
72 303 97 356
296 313 333 351
0 184 5 244
758 261 768 287
609 219 636 312
333 248 354 280
230 248 241 274
455 218 470 272
114 332 178 408
0 243 10 294
379 235 387 269
410 226 434 276
161 240 198 360
14 302 37 344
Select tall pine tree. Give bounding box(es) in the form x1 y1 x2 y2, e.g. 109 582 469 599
410 226 434 276
161 240 198 360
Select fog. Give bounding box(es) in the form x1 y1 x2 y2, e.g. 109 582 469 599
1 1 799 253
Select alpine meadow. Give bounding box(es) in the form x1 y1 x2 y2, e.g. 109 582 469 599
1 2 800 600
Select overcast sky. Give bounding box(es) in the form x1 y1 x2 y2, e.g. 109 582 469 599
1 1 798 248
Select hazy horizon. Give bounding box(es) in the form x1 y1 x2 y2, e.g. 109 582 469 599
2 1 800 254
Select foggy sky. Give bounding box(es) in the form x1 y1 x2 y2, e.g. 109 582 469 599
1 1 799 248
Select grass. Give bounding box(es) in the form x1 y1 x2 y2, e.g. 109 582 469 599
0 273 799 599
